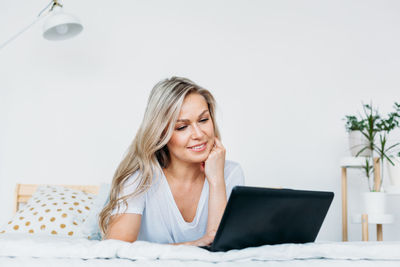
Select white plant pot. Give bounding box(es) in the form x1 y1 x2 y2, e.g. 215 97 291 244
362 192 386 215
348 131 372 157
387 157 400 186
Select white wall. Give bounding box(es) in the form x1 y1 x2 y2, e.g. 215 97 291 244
1 0 400 241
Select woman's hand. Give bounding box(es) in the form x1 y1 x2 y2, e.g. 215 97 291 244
181 230 216 247
203 137 226 186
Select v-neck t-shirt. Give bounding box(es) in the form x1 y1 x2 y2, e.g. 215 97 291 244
112 160 245 244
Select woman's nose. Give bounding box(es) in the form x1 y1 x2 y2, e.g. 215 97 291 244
191 123 204 139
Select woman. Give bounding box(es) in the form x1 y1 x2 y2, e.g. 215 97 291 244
99 77 245 246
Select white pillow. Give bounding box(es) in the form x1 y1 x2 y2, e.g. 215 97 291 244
0 185 95 238
80 183 110 240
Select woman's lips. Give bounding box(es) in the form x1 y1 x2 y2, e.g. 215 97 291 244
188 142 207 152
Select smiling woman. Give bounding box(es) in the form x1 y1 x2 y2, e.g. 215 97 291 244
167 94 215 167
99 77 245 246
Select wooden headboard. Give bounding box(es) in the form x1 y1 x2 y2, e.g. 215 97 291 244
14 183 100 214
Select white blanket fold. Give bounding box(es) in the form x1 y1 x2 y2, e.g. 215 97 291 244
1 234 400 262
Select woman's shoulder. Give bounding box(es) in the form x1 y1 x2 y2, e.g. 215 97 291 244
121 169 160 196
120 171 141 196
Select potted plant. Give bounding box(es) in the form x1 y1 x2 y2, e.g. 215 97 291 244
344 115 371 157
345 103 400 187
344 102 400 214
361 157 386 214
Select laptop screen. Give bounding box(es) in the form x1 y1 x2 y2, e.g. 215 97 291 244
210 186 334 252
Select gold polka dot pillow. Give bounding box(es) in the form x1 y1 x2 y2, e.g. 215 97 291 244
0 185 95 237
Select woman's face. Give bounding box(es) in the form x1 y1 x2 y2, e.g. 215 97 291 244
167 93 215 166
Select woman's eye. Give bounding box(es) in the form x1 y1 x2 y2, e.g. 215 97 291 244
176 125 187 131
200 118 209 123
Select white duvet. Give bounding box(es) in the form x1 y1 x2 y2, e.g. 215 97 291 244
1 234 400 263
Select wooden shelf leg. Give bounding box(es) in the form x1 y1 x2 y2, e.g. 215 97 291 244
377 224 383 241
341 167 348 241
362 214 369 241
373 157 381 192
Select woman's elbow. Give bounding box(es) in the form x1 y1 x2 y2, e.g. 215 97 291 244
103 232 138 243
104 213 142 242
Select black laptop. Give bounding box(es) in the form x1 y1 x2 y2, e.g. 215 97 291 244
201 186 334 252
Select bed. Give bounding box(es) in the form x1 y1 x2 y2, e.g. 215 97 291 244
1 184 400 267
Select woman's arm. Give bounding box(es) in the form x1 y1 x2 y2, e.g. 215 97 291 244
204 137 227 237
104 213 142 242
207 179 227 234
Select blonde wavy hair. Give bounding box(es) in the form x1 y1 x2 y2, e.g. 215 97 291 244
99 77 221 235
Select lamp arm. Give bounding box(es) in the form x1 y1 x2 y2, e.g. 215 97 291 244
0 0 55 51
0 17 43 50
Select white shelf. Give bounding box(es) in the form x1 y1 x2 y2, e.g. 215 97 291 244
340 157 368 168
352 213 394 224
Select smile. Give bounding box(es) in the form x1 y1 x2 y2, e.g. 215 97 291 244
188 142 207 152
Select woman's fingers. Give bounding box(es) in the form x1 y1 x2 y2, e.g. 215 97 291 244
191 232 214 246
206 137 225 162
209 137 224 154
198 231 215 246
214 137 224 149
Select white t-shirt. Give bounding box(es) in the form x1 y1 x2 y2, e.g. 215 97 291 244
111 160 245 244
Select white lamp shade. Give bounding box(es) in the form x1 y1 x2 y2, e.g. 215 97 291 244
43 9 83 41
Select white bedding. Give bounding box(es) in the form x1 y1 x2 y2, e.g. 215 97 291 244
1 234 400 266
